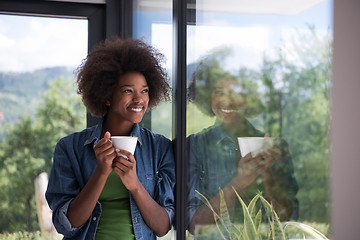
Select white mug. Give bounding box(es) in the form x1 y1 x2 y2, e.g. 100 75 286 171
110 136 138 158
237 137 272 157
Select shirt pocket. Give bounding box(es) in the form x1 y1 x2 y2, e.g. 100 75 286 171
143 172 163 196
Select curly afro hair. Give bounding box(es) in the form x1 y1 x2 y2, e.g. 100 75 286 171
76 37 171 117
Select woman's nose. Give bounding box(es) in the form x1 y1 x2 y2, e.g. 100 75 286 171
132 92 143 102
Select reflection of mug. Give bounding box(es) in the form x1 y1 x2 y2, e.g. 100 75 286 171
110 136 138 158
237 137 271 157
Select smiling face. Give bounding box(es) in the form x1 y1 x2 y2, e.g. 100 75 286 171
106 71 149 126
211 77 247 125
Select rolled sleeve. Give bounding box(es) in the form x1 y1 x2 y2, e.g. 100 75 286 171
57 199 80 232
156 140 176 226
164 205 175 227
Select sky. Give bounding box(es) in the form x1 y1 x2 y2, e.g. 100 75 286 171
0 0 332 73
0 14 88 72
151 0 332 72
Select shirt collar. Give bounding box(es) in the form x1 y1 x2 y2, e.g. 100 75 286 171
212 121 232 146
84 117 104 147
129 123 143 147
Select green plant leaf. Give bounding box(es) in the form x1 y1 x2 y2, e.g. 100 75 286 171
248 193 263 236
248 193 261 219
258 194 286 240
219 188 234 239
195 190 228 240
231 224 241 239
284 221 329 240
233 187 257 240
254 209 262 234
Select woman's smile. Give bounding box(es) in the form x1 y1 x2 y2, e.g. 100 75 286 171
220 107 240 114
128 105 145 112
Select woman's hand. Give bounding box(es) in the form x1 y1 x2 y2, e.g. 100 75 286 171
232 152 264 191
112 149 170 236
258 133 282 180
257 134 295 220
68 131 116 228
112 149 140 192
93 131 117 177
233 133 281 191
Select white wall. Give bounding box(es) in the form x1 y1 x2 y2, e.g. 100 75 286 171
331 0 360 239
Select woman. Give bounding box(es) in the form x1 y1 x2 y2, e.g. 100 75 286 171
186 52 298 235
45 37 175 240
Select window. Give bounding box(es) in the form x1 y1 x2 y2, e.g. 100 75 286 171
184 0 332 239
0 13 87 237
0 1 103 238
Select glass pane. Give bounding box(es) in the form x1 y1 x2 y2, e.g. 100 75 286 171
186 1 332 239
0 14 87 238
133 1 174 239
133 0 173 140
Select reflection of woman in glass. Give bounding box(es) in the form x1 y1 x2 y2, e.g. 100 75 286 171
45 38 175 239
186 52 299 234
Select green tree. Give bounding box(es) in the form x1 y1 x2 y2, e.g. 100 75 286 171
0 77 85 232
260 27 332 222
35 78 86 171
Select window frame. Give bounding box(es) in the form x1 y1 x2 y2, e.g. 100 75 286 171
173 0 187 238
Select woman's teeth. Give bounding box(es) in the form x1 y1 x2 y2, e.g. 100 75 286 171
130 107 142 112
221 108 235 113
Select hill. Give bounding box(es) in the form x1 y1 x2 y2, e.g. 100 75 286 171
0 66 77 141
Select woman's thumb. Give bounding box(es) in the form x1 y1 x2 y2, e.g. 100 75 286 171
104 131 111 140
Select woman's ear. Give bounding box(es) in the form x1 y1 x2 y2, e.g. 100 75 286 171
105 99 111 106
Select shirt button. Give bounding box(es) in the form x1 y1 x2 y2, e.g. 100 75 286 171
93 217 97 221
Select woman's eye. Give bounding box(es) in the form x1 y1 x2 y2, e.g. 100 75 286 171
142 89 149 93
123 89 132 93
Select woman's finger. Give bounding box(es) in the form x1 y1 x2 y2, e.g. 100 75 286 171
240 152 253 162
113 157 135 172
94 138 113 151
95 143 115 157
116 149 136 163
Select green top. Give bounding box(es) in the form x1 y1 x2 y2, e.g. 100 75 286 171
95 171 134 240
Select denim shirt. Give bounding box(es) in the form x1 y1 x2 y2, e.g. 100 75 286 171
45 119 175 240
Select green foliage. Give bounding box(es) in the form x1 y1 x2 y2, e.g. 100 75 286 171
0 77 85 233
0 231 62 240
195 189 330 240
35 77 86 171
150 102 173 139
187 103 215 136
259 27 332 222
